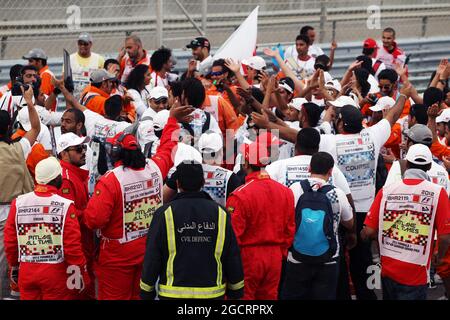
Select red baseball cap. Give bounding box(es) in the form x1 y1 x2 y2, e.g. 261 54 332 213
106 132 139 150
363 38 378 49
256 131 282 147
241 132 281 167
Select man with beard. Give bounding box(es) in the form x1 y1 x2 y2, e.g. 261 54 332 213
118 34 151 84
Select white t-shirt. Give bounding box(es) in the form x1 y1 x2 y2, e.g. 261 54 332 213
368 74 379 94
371 58 386 80
266 154 351 195
83 109 131 139
127 88 149 120
285 56 316 80
284 44 324 60
36 124 53 151
0 138 31 221
289 177 353 262
319 119 391 212
385 160 450 195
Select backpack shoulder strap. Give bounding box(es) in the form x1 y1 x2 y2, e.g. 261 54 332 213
318 184 334 194
299 179 312 194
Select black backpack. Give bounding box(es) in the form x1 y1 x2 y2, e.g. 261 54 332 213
291 180 337 264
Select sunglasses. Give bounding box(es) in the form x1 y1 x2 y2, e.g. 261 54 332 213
67 144 87 153
378 84 392 90
210 71 225 77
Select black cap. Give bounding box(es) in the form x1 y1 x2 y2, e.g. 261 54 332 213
186 37 211 50
339 105 363 133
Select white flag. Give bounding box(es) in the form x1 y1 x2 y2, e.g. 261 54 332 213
213 6 259 62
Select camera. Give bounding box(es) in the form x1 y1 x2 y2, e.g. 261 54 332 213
11 78 30 96
367 93 379 106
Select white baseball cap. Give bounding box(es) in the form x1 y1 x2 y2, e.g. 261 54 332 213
18 105 51 131
405 144 432 165
241 56 266 71
198 132 223 153
289 98 308 112
174 143 202 166
325 79 342 92
436 108 450 123
35 157 62 185
327 95 358 108
369 96 396 112
150 86 169 100
137 120 156 147
56 132 89 155
153 110 170 131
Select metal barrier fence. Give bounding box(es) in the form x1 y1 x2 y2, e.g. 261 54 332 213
0 0 449 59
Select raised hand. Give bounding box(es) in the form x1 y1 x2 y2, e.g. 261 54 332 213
263 47 280 58
348 60 363 71
169 98 195 123
224 58 241 74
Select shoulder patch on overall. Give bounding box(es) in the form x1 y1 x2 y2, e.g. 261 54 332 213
227 206 235 214
70 213 76 219
62 188 70 194
95 189 101 196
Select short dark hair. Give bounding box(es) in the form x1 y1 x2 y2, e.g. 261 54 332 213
378 69 398 84
212 59 231 76
383 27 396 37
362 47 375 56
125 64 149 91
406 161 431 172
302 103 323 127
409 104 429 125
10 64 23 82
181 78 205 109
310 152 334 175
314 55 330 71
20 65 38 76
423 87 444 107
175 162 205 192
300 25 314 35
295 34 310 45
65 108 85 124
296 128 320 155
104 58 120 70
150 47 172 72
104 95 123 120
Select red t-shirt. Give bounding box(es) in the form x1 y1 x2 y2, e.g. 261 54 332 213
365 179 450 285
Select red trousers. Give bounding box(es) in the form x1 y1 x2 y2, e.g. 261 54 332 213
95 264 142 300
19 263 79 300
240 246 283 300
94 238 146 300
